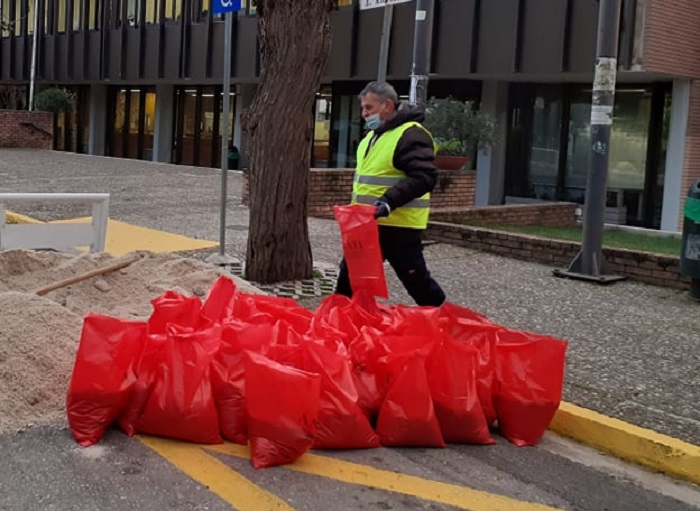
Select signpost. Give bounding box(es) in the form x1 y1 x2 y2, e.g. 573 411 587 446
554 0 626 284
207 0 242 265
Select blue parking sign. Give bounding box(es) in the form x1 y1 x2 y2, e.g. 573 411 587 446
212 0 242 15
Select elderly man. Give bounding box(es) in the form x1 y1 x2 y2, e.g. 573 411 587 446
334 81 446 307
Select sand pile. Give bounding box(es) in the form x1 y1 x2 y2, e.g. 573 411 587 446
0 249 263 433
0 292 83 432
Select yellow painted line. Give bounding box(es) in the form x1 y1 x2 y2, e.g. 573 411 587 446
204 443 563 511
50 217 218 256
550 402 700 485
5 210 42 224
139 436 295 511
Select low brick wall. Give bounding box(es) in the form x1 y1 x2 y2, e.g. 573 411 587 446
426 222 690 290
431 202 578 227
0 110 53 149
242 168 476 218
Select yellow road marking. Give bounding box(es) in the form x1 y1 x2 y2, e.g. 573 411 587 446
204 443 564 511
139 436 295 511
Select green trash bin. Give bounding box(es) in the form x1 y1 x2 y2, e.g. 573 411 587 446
680 179 700 300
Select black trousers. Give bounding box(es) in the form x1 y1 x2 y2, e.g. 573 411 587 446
335 225 446 307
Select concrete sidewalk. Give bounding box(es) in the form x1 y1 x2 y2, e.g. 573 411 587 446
1 148 698 452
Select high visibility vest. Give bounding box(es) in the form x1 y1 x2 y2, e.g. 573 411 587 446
352 121 433 230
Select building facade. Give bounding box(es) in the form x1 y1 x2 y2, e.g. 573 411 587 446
1 0 699 231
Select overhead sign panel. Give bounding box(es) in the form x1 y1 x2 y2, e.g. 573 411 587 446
360 0 412 10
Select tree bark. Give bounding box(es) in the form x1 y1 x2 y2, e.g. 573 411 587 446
242 0 337 284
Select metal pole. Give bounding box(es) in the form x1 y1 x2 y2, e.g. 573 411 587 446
377 5 393 81
554 0 626 284
207 10 237 266
28 0 39 111
408 0 434 109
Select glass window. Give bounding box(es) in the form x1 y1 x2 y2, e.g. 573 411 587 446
528 89 562 200
57 0 67 33
313 89 332 168
73 0 81 30
88 0 99 29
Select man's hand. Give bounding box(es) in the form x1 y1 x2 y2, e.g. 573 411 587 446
374 201 391 219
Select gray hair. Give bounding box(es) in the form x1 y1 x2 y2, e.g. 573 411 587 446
359 81 399 105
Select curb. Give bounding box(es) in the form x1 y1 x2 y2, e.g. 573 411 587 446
551 402 700 486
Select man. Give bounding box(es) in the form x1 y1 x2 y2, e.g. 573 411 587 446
335 81 446 307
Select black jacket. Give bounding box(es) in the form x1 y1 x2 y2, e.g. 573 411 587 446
365 106 438 210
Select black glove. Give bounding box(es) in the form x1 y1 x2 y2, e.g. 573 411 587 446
374 201 391 219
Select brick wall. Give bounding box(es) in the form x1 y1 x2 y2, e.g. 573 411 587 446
643 0 700 79
427 222 690 290
0 110 53 149
242 169 476 218
430 203 578 228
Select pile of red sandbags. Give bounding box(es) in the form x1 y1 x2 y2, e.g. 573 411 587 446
66 277 568 469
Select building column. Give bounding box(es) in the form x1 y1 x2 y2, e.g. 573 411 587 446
475 81 509 206
88 85 107 156
152 84 175 163
660 79 691 232
233 83 256 168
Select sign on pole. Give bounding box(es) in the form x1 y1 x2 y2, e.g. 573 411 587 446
207 0 242 265
360 0 412 10
213 0 242 15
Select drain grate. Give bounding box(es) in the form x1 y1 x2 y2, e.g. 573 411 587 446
223 262 339 299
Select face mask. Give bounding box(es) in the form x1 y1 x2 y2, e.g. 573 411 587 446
365 113 383 131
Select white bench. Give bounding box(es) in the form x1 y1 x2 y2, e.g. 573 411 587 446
0 193 109 253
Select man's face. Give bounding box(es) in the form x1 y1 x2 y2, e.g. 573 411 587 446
360 93 395 122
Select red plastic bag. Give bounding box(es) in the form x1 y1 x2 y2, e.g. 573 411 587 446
494 330 568 446
440 305 502 426
245 351 322 468
133 324 223 444
375 354 446 448
148 291 203 334
427 339 495 445
348 327 390 419
232 293 312 334
300 342 379 450
334 204 388 299
201 276 237 324
211 321 273 444
67 314 146 447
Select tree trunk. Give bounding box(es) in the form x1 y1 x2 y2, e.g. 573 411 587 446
242 0 337 284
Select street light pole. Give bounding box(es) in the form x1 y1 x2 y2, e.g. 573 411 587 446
408 0 434 110
554 0 626 284
28 0 39 111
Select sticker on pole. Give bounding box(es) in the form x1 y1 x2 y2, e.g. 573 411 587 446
591 105 613 126
212 0 242 15
593 57 617 92
360 0 412 10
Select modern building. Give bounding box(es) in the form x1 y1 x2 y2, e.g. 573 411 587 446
1 0 699 231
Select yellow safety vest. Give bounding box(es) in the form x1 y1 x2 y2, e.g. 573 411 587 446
352 121 433 230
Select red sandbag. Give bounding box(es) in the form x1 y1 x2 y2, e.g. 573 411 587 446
427 339 495 445
245 351 321 468
118 333 168 437
211 321 273 444
375 354 446 448
348 327 390 419
334 204 388 299
133 324 223 444
148 291 203 335
233 293 312 334
300 342 379 450
201 276 237 324
494 330 568 446
67 314 147 447
439 304 503 426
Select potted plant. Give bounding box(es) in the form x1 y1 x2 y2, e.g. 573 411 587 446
423 96 498 171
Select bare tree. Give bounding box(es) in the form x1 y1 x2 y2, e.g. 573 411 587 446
242 0 338 283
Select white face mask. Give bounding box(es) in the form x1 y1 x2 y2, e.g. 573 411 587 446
365 113 383 131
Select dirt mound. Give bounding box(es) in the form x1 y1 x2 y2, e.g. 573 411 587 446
0 249 262 433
